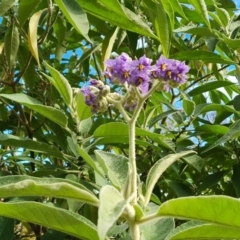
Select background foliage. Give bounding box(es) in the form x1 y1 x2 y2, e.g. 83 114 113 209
0 0 240 239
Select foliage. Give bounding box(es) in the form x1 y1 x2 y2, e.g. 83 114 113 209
0 0 240 239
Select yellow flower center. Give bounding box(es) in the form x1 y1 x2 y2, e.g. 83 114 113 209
167 71 172 77
123 71 130 78
138 64 144 70
161 63 167 70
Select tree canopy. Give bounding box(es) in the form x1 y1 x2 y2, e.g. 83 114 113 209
0 0 240 239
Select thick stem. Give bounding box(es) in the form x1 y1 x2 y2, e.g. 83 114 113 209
129 221 141 240
128 120 137 204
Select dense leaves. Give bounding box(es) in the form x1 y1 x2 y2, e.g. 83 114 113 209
0 0 240 239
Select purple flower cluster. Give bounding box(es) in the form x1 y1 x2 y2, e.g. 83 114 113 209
105 53 152 94
81 53 189 113
105 53 189 94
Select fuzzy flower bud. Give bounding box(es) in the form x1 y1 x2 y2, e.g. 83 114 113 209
81 80 110 113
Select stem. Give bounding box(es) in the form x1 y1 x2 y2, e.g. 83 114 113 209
138 212 159 225
128 120 137 203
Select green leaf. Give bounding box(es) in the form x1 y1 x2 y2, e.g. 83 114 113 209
182 154 204 172
98 185 127 240
143 0 171 56
144 151 196 205
198 171 227 192
141 217 174 240
41 229 66 240
0 0 16 15
193 103 240 120
18 0 43 26
76 0 156 39
196 124 229 135
0 201 99 240
174 26 216 37
166 221 240 240
140 202 174 240
42 61 72 106
157 196 240 228
0 134 64 157
95 150 128 189
183 99 195 116
0 175 99 206
188 81 235 96
216 7 230 28
202 119 240 153
93 122 175 151
4 23 19 68
54 0 91 43
233 95 240 111
78 44 102 65
76 91 93 121
222 36 240 50
167 180 193 197
0 93 67 127
148 110 179 128
170 50 235 64
232 164 240 197
67 137 102 176
0 217 14 240
168 0 188 20
188 0 211 30
17 45 37 89
102 27 119 68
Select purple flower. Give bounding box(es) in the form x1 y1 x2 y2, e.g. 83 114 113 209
131 55 152 73
104 53 132 84
153 55 189 85
172 61 189 83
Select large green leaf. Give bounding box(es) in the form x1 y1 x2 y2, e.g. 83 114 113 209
202 119 240 153
54 0 91 42
98 185 128 240
95 150 128 189
43 61 72 106
0 175 99 206
156 196 240 229
144 151 196 205
0 93 67 127
93 122 175 151
0 201 99 240
76 0 156 39
170 50 235 64
165 221 240 240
